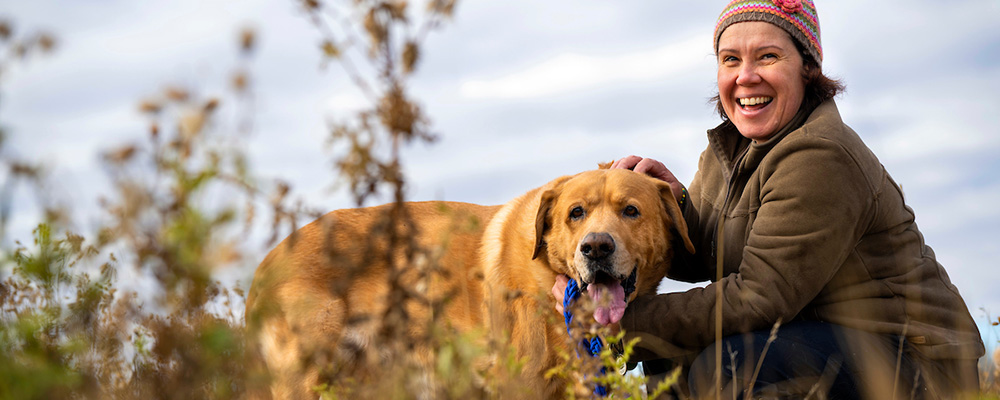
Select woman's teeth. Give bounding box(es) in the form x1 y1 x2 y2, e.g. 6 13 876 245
739 96 773 107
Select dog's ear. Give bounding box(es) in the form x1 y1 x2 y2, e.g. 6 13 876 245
533 175 573 259
597 161 614 170
659 182 696 254
531 175 573 260
533 188 558 260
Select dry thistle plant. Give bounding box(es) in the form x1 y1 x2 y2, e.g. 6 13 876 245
982 313 1000 397
271 1 502 398
543 294 678 399
1 20 277 399
989 346 1000 396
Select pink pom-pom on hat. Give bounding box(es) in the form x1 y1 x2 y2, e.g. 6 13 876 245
773 0 803 14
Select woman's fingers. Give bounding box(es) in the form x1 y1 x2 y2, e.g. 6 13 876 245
552 274 569 314
610 155 643 170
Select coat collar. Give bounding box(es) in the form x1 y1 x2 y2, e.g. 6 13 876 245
706 99 832 179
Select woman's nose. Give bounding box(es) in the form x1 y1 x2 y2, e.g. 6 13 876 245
736 63 761 86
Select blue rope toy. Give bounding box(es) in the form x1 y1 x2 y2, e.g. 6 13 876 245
563 277 608 396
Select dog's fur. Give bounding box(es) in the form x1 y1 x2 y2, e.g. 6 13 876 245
245 168 694 399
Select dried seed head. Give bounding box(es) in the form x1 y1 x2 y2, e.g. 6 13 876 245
36 33 56 52
321 40 341 58
402 41 418 74
0 20 12 40
239 27 256 54
388 1 408 21
232 71 248 92
364 8 388 51
203 98 220 113
104 145 137 165
378 85 419 137
302 0 321 10
428 0 456 18
165 87 189 102
179 110 206 139
139 100 162 114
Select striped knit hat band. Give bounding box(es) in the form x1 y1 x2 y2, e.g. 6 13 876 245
714 0 822 64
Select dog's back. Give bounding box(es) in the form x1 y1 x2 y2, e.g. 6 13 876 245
245 201 499 399
245 168 691 399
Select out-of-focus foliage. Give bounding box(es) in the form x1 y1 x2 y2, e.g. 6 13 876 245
0 16 269 399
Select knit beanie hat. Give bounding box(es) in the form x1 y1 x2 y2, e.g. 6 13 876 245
714 0 822 64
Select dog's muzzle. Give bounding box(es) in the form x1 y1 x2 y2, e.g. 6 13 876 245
578 232 638 302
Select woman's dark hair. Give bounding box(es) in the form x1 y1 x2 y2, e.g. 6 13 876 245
711 33 846 121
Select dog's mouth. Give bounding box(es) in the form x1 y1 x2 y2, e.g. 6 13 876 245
579 267 637 326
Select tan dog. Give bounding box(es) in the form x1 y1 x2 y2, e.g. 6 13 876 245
245 167 694 399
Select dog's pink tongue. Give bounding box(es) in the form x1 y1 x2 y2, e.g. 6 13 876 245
587 282 627 326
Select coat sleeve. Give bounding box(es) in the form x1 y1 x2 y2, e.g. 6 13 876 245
624 134 874 356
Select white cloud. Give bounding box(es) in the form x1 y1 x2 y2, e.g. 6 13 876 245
843 73 1000 165
914 183 1000 234
323 91 369 116
460 34 707 100
873 117 999 163
401 115 712 206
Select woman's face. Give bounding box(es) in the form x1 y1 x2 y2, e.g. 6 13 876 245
717 22 806 142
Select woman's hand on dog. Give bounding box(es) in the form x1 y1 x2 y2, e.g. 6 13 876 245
611 155 685 202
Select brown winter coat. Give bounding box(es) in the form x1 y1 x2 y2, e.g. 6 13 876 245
622 100 984 364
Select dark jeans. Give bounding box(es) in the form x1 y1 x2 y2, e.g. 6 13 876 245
645 321 977 399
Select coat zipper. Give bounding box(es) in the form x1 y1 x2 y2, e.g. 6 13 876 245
712 144 750 275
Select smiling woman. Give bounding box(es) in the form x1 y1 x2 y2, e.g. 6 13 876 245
554 0 988 398
716 22 806 142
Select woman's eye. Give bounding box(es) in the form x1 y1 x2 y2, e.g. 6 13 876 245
623 205 640 218
570 206 585 220
761 53 778 60
721 55 738 64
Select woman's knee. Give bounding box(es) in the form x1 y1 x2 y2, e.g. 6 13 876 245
686 322 867 398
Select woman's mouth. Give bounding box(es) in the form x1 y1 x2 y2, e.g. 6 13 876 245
738 96 773 110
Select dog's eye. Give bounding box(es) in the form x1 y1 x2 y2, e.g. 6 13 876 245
623 205 640 218
569 206 585 220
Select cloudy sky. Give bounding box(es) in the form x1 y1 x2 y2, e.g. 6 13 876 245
3 1 999 341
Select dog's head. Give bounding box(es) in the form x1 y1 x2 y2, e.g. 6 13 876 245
533 168 695 326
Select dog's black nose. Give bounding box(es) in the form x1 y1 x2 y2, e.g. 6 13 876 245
580 232 615 260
